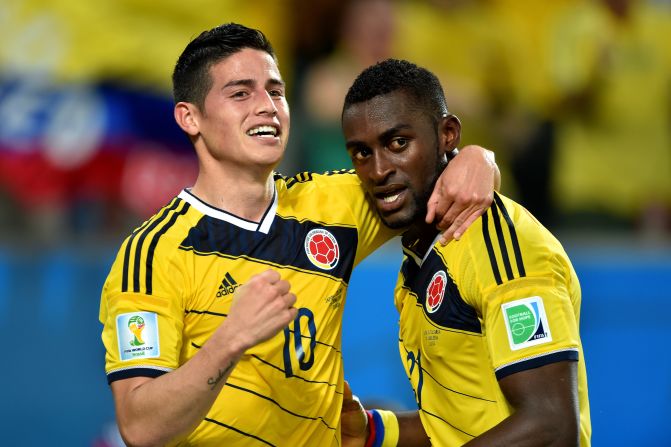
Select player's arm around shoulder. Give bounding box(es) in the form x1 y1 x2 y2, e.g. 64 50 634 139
108 270 297 447
428 144 500 244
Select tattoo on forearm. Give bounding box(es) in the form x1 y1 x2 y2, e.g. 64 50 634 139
207 361 234 390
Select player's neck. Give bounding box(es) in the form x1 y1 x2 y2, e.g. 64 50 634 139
190 166 275 222
402 220 440 257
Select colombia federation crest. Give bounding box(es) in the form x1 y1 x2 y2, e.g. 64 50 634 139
304 228 340 270
426 270 448 313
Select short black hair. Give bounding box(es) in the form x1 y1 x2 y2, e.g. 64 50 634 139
343 58 448 123
172 23 276 109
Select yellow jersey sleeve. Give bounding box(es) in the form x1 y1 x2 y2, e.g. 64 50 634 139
456 194 582 379
99 198 193 383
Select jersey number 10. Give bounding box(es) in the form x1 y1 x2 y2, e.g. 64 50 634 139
282 307 317 377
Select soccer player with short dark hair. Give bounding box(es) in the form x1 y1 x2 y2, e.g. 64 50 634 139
99 25 500 446
340 59 591 447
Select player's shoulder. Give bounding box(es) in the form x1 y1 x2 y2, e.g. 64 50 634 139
124 195 197 245
457 193 555 247
450 193 571 289
274 169 361 195
110 195 197 270
105 195 197 299
273 169 377 229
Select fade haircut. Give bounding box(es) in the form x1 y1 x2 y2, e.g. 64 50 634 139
172 23 276 109
343 58 448 126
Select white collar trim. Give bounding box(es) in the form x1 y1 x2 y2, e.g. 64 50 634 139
178 187 277 234
402 233 442 267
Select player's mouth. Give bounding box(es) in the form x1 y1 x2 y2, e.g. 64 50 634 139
246 125 281 143
374 187 406 214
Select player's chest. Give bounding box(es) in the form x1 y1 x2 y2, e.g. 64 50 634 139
397 251 481 336
181 215 360 285
183 252 348 344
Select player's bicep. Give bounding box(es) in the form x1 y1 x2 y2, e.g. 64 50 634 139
497 361 580 443
499 360 578 411
110 375 158 439
111 376 154 408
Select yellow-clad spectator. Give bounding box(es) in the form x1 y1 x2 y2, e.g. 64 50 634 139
0 0 292 93
297 0 396 173
393 0 501 153
393 0 581 224
549 0 671 229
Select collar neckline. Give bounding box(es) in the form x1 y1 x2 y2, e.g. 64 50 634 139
178 186 278 234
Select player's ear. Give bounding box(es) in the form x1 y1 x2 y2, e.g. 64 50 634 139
174 102 201 137
439 114 461 155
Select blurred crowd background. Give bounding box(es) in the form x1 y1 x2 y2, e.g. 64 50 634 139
0 0 669 445
0 0 669 242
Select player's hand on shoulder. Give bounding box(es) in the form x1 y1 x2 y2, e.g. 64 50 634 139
228 270 297 349
426 144 497 244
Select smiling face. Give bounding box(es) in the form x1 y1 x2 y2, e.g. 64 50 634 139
177 48 290 171
343 90 459 229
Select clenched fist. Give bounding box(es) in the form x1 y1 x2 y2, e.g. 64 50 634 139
222 270 297 353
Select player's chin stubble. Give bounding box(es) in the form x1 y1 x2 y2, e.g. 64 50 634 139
379 190 427 230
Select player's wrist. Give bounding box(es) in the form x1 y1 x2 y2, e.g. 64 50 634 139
210 323 250 359
364 409 399 447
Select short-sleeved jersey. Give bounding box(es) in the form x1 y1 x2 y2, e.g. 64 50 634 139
100 170 395 446
396 193 591 446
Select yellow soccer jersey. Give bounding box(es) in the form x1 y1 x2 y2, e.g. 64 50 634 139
100 170 395 446
396 193 591 446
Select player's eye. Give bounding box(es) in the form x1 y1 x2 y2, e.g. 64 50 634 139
268 89 284 97
231 90 249 99
389 137 408 151
348 147 371 162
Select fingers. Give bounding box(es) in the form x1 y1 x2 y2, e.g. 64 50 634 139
247 270 291 296
426 178 457 225
275 278 291 296
453 210 484 241
429 143 497 235
343 380 354 401
434 201 460 231
342 380 365 412
425 191 439 224
432 187 494 245
341 379 368 442
226 270 298 347
439 213 465 245
256 268 281 284
438 205 488 245
286 304 298 322
284 293 298 323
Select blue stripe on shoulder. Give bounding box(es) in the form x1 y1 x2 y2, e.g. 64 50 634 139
495 350 579 380
107 367 168 384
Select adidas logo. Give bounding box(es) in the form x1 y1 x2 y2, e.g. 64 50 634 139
216 272 241 298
